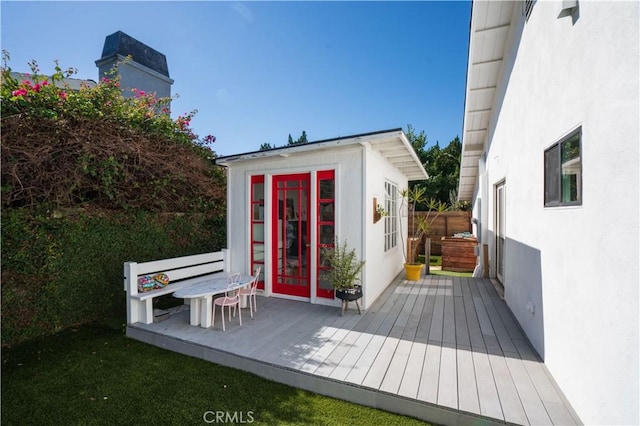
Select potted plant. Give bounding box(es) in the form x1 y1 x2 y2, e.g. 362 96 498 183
399 186 448 280
321 239 366 315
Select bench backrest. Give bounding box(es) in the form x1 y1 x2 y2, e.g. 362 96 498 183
124 250 228 295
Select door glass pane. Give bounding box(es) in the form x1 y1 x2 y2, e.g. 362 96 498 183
320 224 335 244
319 202 334 221
253 243 264 261
320 179 334 199
252 182 264 201
252 224 264 243
318 269 332 291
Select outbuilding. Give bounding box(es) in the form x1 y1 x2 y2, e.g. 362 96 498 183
216 128 427 310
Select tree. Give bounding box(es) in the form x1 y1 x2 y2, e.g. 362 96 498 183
259 142 275 151
422 136 462 206
260 130 309 151
405 124 429 164
405 124 467 209
288 130 308 146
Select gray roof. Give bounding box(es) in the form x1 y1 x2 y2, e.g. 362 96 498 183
99 30 170 77
9 72 96 91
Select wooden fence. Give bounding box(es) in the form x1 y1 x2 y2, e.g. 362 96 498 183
411 210 472 255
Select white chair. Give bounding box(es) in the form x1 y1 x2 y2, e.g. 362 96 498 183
212 274 242 331
239 266 261 319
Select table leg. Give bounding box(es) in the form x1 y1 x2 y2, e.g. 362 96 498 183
201 295 213 328
189 298 201 326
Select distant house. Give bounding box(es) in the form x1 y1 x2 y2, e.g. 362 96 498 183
96 30 174 101
216 129 427 310
9 72 97 91
11 31 172 104
458 1 639 425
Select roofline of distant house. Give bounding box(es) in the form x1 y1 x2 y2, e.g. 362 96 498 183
215 128 405 164
9 72 97 90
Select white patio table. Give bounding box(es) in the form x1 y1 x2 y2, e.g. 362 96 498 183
173 274 253 328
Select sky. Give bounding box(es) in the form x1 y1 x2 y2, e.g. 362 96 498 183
1 1 471 157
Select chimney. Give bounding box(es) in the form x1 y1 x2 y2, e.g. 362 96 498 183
95 31 174 101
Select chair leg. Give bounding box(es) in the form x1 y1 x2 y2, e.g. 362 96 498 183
248 296 254 319
212 304 216 328
238 303 242 326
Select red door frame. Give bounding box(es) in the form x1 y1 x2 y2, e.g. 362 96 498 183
317 170 335 299
250 175 265 289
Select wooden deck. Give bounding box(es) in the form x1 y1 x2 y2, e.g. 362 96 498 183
128 275 581 425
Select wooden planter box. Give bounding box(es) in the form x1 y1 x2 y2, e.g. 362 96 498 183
441 237 478 272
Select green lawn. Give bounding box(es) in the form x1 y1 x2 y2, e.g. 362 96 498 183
1 320 430 425
416 255 473 278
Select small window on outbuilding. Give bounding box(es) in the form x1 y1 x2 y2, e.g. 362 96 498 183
384 181 398 252
544 128 582 207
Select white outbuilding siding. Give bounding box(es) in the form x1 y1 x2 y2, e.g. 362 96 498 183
217 129 426 311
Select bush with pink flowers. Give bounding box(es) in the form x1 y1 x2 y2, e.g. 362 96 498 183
1 51 223 212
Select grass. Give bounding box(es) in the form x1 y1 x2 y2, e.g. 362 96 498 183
428 269 473 278
416 255 473 278
1 320 430 426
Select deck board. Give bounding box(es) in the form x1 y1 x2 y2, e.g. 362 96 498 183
128 274 580 426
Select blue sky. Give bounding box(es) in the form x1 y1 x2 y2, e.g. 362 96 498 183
1 1 471 156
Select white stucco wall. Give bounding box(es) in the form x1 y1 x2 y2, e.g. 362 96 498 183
476 2 639 424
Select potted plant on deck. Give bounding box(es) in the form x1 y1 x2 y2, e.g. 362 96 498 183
322 239 366 315
399 186 448 281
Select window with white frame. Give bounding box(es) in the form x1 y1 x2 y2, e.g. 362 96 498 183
523 0 536 21
544 128 582 207
384 181 398 252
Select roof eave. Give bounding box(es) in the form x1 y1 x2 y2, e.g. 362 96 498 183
458 0 517 201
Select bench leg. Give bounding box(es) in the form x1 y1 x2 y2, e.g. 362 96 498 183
144 300 154 324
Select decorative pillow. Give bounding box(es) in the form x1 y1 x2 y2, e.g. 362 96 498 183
153 273 170 289
137 275 155 292
137 273 170 292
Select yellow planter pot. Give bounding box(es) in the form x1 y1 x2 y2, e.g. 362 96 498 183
404 263 424 281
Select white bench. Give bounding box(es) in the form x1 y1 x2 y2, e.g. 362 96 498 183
124 250 229 325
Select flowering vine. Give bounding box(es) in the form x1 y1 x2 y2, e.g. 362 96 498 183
1 50 215 154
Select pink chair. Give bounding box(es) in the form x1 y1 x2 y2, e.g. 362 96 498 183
239 267 261 319
212 274 242 331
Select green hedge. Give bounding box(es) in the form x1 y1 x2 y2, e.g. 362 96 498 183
1 208 226 346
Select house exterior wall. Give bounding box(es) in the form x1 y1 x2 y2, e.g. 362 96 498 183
97 55 173 99
474 2 639 424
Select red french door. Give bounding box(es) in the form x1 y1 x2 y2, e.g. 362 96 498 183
317 170 335 299
250 175 265 289
272 173 311 297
